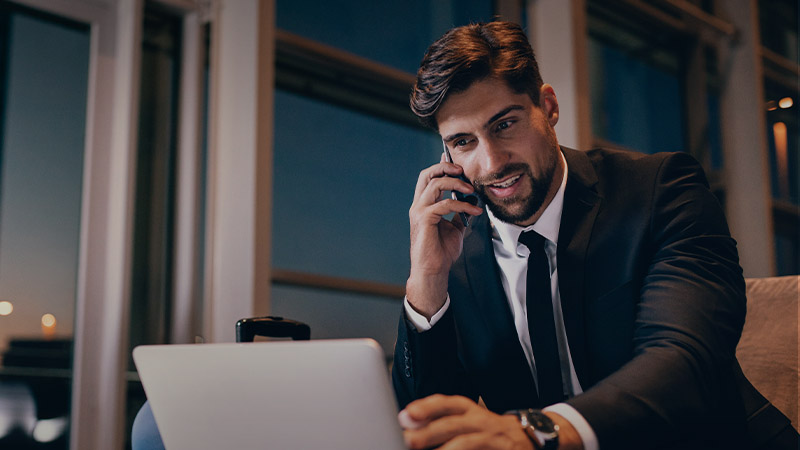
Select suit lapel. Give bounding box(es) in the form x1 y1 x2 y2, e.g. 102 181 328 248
461 213 517 341
558 147 602 389
459 212 540 407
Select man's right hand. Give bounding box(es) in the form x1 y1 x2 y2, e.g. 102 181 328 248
406 158 484 319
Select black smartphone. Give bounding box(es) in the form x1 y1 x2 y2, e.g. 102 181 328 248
442 142 481 226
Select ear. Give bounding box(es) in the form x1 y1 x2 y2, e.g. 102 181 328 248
540 84 559 127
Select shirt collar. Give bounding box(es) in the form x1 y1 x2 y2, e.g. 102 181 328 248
488 150 568 253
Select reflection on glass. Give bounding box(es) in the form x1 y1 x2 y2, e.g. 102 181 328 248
0 7 89 449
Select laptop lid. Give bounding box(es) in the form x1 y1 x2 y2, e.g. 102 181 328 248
133 339 406 450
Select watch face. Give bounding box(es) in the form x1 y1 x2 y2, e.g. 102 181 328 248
528 412 556 433
509 409 559 449
523 410 559 449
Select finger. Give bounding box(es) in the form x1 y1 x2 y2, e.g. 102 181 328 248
405 415 483 449
413 199 483 228
414 162 466 201
403 394 475 423
415 163 468 203
398 410 425 430
429 199 484 220
417 176 475 209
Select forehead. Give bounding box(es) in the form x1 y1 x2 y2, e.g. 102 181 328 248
435 78 532 135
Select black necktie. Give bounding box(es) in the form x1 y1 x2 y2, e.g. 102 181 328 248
519 230 564 406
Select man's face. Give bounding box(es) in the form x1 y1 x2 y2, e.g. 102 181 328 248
436 77 563 226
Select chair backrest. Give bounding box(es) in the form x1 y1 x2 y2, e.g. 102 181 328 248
736 276 799 430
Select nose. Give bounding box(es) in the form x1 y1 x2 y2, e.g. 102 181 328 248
477 139 510 175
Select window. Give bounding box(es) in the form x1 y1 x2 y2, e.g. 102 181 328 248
271 89 441 353
587 1 711 157
0 5 89 448
588 31 685 154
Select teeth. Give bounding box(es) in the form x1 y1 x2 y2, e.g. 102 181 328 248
491 175 520 189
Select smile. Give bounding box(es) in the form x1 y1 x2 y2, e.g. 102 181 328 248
489 174 521 189
484 173 524 199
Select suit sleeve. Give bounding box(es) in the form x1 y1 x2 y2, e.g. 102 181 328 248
392 306 478 410
566 152 748 448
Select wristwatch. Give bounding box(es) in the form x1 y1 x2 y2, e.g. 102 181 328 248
506 408 559 449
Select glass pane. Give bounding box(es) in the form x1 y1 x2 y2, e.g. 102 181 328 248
271 285 402 357
758 0 798 64
276 0 493 74
272 89 440 285
588 36 685 154
0 7 89 449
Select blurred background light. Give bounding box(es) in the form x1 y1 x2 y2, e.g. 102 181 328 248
32 416 69 443
41 314 56 328
41 313 57 338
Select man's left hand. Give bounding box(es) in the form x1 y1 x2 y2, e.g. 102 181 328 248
399 394 535 450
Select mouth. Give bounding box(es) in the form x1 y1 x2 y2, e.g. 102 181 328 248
485 174 523 198
489 174 522 189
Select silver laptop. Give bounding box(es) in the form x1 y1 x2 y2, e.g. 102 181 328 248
133 339 407 450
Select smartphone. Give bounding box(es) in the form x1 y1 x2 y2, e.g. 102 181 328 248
442 142 481 226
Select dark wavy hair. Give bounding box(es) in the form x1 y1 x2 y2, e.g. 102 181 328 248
410 21 544 130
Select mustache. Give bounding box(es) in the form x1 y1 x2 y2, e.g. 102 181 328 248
472 163 530 188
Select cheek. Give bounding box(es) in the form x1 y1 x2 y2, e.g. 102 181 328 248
528 128 558 166
456 155 481 182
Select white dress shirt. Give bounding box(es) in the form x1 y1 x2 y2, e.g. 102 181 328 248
404 152 599 449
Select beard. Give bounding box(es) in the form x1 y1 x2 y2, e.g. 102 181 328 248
473 151 559 225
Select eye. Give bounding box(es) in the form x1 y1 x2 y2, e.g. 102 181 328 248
455 138 470 147
495 120 514 132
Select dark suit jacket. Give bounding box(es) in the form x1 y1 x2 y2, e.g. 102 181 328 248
393 147 795 449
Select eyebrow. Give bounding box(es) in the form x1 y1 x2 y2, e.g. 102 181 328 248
442 105 526 143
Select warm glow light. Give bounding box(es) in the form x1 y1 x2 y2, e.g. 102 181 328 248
41 313 56 328
0 301 12 316
766 100 778 111
779 97 794 109
773 122 789 199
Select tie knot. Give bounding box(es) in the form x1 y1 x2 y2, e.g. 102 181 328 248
518 230 546 251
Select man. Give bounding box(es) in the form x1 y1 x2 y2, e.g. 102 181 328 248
393 21 796 450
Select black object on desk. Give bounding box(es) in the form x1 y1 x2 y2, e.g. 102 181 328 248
235 316 311 342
